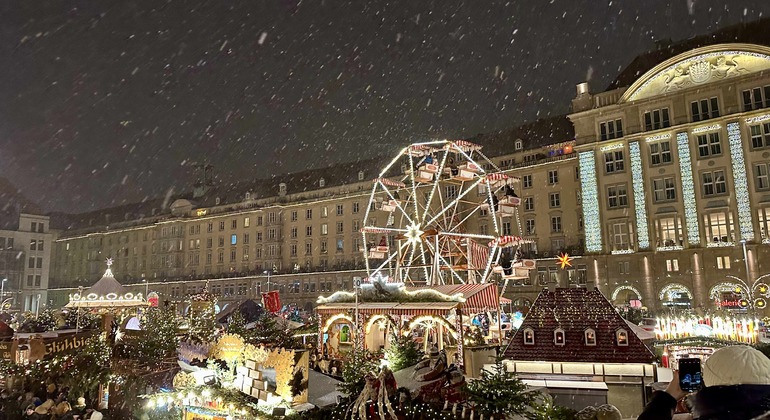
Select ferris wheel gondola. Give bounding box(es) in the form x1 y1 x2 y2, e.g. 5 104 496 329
361 140 531 286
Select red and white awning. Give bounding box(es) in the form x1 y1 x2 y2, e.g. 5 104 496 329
453 140 483 152
361 226 398 234
407 284 501 312
486 173 520 184
374 177 406 188
408 144 439 156
488 235 533 248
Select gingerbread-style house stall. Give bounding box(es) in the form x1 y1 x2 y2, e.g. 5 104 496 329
315 282 504 372
503 285 656 417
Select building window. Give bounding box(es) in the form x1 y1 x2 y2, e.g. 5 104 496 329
701 170 727 196
219 221 225 231
691 97 720 122
291 211 298 222
697 132 722 158
584 329 596 346
611 221 631 251
704 212 734 244
352 202 360 214
502 221 512 236
336 204 344 216
750 123 770 149
306 209 312 220
291 227 298 239
306 226 312 236
321 206 328 217
523 328 535 345
616 329 629 346
358 171 365 181
758 207 770 240
523 174 533 188
230 234 237 245
599 118 624 140
755 163 770 191
577 265 587 284
549 193 560 208
336 222 344 234
290 244 297 257
657 217 683 247
604 150 625 173
554 328 565 346
551 216 562 233
336 239 344 252
515 139 523 150
649 141 672 165
231 219 237 229
644 108 671 131
305 243 312 255
537 267 547 285
524 197 534 211
230 249 236 262
525 219 536 235
607 184 628 208
319 178 326 188
742 86 770 111
666 259 679 272
445 185 458 199
619 261 630 274
321 224 328 235
716 256 731 270
653 177 677 202
548 170 558 185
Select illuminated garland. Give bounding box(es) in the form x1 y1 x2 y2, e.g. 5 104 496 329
579 151 602 252
629 142 649 249
141 385 266 418
676 132 700 245
727 122 755 241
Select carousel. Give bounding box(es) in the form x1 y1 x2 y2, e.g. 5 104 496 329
316 140 535 371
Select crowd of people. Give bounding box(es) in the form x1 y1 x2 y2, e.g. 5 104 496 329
0 385 106 420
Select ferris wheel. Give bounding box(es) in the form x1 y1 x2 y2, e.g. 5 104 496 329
361 140 534 286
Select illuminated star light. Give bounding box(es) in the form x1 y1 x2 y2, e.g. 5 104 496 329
557 253 573 269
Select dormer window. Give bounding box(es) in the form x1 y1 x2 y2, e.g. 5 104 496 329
585 328 596 346
279 183 287 196
319 178 326 188
215 197 221 205
245 192 251 200
515 139 523 151
400 164 408 173
358 171 365 181
553 328 565 346
616 329 629 346
523 328 535 345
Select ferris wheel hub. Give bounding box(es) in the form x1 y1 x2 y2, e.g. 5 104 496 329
405 222 424 245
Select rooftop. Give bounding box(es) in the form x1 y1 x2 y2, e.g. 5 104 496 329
504 287 655 364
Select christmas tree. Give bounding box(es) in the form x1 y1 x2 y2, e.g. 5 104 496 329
338 349 379 396
136 307 180 361
463 354 538 418
385 332 423 371
186 285 219 344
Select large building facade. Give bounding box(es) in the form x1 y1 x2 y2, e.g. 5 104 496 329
46 27 770 316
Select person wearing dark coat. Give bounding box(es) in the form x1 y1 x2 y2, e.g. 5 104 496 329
638 345 770 420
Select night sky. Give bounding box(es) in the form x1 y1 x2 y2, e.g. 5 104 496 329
1 1 768 213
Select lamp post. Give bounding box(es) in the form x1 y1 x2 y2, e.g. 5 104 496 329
353 276 362 350
76 286 83 331
142 279 149 297
0 278 6 311
263 270 271 292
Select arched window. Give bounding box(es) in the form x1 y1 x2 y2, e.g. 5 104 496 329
584 328 596 346
279 183 287 196
523 328 535 345
358 171 365 181
616 329 629 346
515 139 523 151
319 178 326 188
244 192 251 200
553 328 565 346
215 197 221 205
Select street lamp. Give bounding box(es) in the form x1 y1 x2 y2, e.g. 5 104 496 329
0 278 6 310
263 270 271 292
353 276 362 350
142 279 149 297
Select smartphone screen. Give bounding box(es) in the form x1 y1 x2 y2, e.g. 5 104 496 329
678 357 703 392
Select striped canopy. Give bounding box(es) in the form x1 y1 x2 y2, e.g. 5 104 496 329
488 235 533 248
374 177 406 188
453 140 482 152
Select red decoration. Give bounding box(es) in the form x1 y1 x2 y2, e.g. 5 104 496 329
262 291 282 313
147 292 159 307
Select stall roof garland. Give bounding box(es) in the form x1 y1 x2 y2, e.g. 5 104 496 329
141 384 263 418
316 282 465 304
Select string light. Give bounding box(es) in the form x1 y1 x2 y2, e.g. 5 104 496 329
579 151 602 252
746 114 770 124
727 121 755 241
676 132 700 245
644 133 672 142
691 123 722 134
630 141 650 249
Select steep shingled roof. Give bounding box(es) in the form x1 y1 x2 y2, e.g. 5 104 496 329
466 115 574 157
504 288 655 364
608 17 770 91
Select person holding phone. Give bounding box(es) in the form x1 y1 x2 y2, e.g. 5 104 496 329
638 345 770 419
